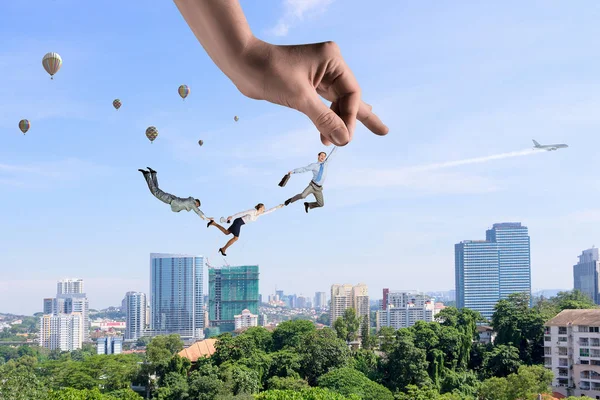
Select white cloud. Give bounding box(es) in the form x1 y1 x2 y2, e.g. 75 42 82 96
330 167 498 194
267 0 334 37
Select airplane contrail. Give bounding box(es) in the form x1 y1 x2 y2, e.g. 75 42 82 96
406 148 543 172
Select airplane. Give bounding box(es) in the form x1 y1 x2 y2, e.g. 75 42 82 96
532 139 568 151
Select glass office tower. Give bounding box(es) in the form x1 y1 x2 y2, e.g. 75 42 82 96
456 222 531 319
150 253 204 339
573 248 600 304
455 240 500 319
486 222 531 301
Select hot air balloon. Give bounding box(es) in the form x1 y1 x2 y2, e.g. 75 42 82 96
198 140 204 146
234 116 239 122
113 99 122 110
178 85 190 100
146 126 158 143
42 52 62 79
18 119 30 134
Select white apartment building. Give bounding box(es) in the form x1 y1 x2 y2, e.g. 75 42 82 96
39 313 83 351
544 309 600 398
234 309 258 330
124 291 147 341
43 279 90 342
57 278 84 295
377 291 435 330
330 284 370 327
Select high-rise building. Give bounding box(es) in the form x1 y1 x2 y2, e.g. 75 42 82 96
486 223 531 300
42 279 90 342
330 284 369 328
296 297 307 309
378 290 435 330
39 313 83 351
382 288 390 310
57 278 84 295
43 298 53 314
330 284 353 324
124 291 147 340
455 240 500 319
149 253 204 340
234 309 258 331
209 265 259 333
573 248 600 304
455 222 531 319
314 292 327 309
97 336 123 355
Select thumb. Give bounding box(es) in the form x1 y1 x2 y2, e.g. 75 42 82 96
300 91 350 146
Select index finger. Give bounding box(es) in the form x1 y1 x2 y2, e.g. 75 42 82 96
358 101 388 136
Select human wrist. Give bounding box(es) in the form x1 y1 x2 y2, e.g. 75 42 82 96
228 37 273 99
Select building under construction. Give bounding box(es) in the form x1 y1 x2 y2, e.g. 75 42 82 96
208 265 259 333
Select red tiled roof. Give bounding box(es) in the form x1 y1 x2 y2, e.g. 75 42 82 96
178 338 217 362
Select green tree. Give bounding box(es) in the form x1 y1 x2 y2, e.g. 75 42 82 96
107 389 143 399
154 372 189 400
234 351 273 386
317 367 393 400
439 369 479 398
376 326 397 353
477 365 554 400
333 309 361 343
360 317 370 349
272 320 316 351
0 359 50 400
47 387 115 399
266 376 310 391
136 336 151 347
317 313 330 326
435 307 480 369
219 364 261 395
351 349 382 383
481 344 523 379
394 385 467 400
267 350 302 380
255 388 358 400
146 334 184 363
382 332 431 392
187 362 228 400
299 328 351 385
552 289 598 310
145 335 188 385
491 292 545 364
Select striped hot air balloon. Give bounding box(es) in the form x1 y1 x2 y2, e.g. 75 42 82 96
178 85 190 100
18 119 30 134
146 126 158 143
42 52 62 79
113 99 122 110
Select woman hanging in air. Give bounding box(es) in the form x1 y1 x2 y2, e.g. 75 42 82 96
207 202 284 256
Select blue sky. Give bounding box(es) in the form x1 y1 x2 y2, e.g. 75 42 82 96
1 0 599 315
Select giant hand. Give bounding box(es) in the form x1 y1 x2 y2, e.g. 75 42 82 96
234 39 389 146
174 0 389 147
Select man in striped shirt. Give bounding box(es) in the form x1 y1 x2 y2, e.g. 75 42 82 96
283 146 338 213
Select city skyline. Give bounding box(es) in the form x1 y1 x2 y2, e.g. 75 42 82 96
1 1 599 316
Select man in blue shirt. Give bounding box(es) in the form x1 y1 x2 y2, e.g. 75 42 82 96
283 146 338 213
